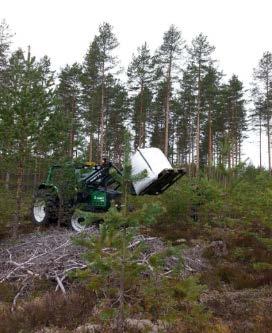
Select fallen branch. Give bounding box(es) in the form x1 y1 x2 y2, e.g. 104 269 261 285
11 277 30 312
7 260 38 277
55 273 66 294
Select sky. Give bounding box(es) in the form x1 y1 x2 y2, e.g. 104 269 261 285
1 0 272 166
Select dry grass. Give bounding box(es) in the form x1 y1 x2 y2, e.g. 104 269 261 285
201 287 272 333
0 286 96 333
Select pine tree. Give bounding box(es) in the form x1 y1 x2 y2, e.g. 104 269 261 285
175 64 197 167
211 76 246 169
253 51 272 173
251 86 265 168
95 23 119 161
57 63 83 159
155 25 184 156
226 75 246 167
6 47 55 236
0 20 13 189
104 78 129 163
0 19 12 86
149 81 167 151
30 55 58 188
188 33 215 175
127 42 154 148
201 66 222 169
81 38 101 161
74 131 163 332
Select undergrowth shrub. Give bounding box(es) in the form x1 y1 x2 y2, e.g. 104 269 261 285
202 228 272 289
161 166 272 232
0 287 96 333
150 175 227 240
229 169 272 226
0 188 15 235
137 275 212 332
150 165 272 292
0 187 33 237
158 177 195 223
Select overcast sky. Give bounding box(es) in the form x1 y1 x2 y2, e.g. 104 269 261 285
2 0 272 165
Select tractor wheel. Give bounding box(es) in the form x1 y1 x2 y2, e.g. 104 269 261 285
70 210 87 232
32 189 58 226
70 210 104 232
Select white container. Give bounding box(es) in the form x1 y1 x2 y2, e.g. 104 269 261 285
131 147 173 195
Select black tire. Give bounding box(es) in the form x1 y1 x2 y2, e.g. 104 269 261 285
31 188 59 226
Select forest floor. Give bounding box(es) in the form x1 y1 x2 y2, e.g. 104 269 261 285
0 225 272 332
0 226 209 291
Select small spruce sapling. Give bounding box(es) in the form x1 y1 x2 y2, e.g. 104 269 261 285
73 131 164 332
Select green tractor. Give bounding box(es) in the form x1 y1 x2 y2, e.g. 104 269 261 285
32 148 186 231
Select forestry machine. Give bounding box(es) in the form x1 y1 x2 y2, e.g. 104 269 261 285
31 148 186 231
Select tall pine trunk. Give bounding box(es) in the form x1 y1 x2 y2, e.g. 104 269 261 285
88 133 93 161
259 113 262 168
164 59 172 157
139 82 144 148
235 139 238 167
5 171 10 190
195 111 200 174
33 157 38 195
13 158 24 238
164 93 169 156
99 64 105 161
196 63 201 176
68 97 76 159
208 105 212 171
266 82 271 173
267 116 271 173
234 105 238 167
230 106 234 168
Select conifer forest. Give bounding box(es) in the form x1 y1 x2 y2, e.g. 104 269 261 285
1 17 272 333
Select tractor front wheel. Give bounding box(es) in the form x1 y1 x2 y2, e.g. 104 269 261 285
70 210 87 232
70 210 104 232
